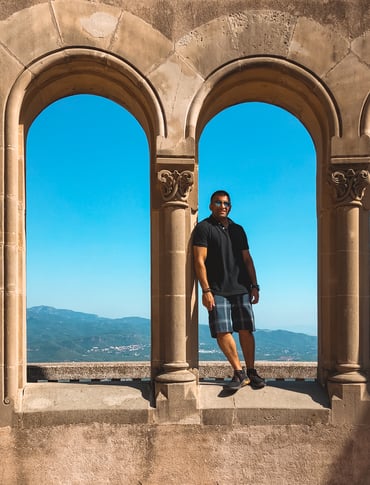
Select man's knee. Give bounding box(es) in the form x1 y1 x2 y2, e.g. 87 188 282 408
239 329 253 337
217 331 232 340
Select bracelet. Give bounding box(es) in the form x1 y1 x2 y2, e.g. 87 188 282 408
202 288 212 294
250 284 260 291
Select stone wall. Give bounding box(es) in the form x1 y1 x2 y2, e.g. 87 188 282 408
0 1 370 482
1 422 370 484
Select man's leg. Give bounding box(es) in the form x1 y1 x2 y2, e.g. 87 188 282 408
216 332 243 370
210 295 242 370
239 329 265 388
210 295 249 390
238 329 255 369
217 332 249 390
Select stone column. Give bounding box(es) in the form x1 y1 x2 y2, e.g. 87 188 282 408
329 166 370 383
3 115 26 411
153 168 198 423
155 169 196 384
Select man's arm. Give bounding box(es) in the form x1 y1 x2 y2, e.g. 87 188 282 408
193 245 215 311
242 249 259 304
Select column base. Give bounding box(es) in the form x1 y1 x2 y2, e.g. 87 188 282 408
155 361 196 383
155 368 196 383
329 364 367 384
328 382 370 424
154 380 199 424
329 371 367 384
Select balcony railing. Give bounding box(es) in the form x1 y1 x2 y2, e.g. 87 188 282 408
27 361 317 382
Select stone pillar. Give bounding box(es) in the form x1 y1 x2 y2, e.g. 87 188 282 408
328 166 370 384
3 117 26 414
154 168 198 423
155 168 195 383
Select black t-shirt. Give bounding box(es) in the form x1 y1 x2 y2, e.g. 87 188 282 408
192 216 251 296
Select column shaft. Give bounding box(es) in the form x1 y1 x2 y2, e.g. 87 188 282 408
329 165 370 383
155 168 195 384
163 204 187 367
330 205 365 382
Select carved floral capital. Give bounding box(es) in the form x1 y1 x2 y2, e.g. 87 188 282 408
329 167 370 205
157 169 194 203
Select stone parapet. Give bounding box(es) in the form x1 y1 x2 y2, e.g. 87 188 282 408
27 361 318 382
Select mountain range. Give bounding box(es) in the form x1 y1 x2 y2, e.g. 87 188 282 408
27 306 317 363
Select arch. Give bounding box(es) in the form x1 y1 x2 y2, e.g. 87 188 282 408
3 48 166 405
12 48 166 141
186 57 341 152
186 57 342 385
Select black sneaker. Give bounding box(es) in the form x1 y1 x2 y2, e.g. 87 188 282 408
224 369 250 391
247 368 265 389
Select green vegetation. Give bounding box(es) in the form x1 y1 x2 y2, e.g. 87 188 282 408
27 306 317 363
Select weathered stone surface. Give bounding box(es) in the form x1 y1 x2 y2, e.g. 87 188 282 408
325 52 370 137
149 52 203 149
0 8 369 485
112 11 174 75
17 378 334 428
52 0 122 50
288 17 350 77
1 0 369 38
0 3 60 66
352 30 370 65
1 421 370 484
176 9 296 77
155 380 199 424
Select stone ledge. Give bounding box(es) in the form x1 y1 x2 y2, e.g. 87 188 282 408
200 380 330 426
17 378 330 428
20 381 155 428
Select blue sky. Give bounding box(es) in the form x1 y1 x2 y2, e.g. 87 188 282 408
26 95 317 335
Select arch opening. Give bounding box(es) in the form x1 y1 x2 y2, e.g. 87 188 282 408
187 57 340 150
189 58 341 383
26 94 151 363
197 102 317 363
4 48 165 403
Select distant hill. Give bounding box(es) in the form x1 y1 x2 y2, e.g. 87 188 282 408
27 306 317 363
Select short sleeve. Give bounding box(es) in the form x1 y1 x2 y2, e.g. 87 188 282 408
192 222 209 247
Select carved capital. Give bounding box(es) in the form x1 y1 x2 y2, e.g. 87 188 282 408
157 169 194 203
329 167 370 205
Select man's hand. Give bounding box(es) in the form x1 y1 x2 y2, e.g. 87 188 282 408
202 291 215 311
250 287 259 304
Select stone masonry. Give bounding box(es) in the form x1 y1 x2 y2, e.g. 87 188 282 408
0 1 370 483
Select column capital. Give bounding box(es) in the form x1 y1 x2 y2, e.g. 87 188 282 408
329 165 370 206
157 169 194 205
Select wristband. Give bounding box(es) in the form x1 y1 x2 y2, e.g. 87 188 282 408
251 284 260 291
202 288 212 294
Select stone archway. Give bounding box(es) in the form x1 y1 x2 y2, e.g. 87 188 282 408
0 0 369 430
3 47 165 408
186 57 341 386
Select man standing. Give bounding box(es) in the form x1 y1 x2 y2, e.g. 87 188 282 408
193 190 265 390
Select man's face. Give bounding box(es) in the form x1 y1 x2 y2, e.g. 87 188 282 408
210 195 231 219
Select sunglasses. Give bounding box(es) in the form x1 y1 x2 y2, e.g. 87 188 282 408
213 200 231 208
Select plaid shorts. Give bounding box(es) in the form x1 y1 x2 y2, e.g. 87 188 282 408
208 293 255 338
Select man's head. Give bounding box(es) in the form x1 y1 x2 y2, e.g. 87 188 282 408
210 190 231 204
209 190 231 220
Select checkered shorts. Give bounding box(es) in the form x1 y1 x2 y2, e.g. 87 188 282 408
208 293 255 338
